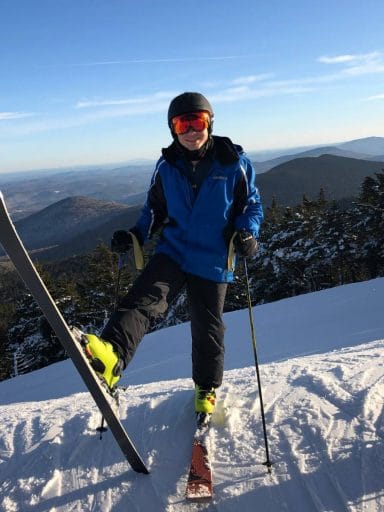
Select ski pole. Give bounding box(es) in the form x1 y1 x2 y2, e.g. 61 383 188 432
113 254 126 308
97 254 126 438
243 258 272 473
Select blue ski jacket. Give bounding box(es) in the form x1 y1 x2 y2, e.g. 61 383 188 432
132 136 263 283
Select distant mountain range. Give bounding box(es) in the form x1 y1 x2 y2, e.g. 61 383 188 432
36 200 143 261
257 154 384 207
1 136 384 220
0 164 152 220
336 136 384 155
252 136 384 173
252 146 382 174
15 196 131 250
0 196 142 260
0 136 384 262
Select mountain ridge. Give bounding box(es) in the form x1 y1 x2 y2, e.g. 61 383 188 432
1 136 384 261
249 135 384 164
2 153 383 261
37 202 143 260
257 153 384 207
2 136 384 219
252 146 382 174
0 196 142 259
14 196 130 249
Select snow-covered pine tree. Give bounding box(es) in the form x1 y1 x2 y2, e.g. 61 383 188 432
7 263 68 376
76 243 120 332
355 170 384 278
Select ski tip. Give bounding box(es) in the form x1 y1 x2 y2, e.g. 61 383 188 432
186 484 213 502
137 466 150 475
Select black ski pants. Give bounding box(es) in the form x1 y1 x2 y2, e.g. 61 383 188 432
101 253 228 389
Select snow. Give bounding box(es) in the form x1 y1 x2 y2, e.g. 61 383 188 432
1 278 384 511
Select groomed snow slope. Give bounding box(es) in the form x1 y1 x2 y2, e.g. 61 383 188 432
1 278 384 511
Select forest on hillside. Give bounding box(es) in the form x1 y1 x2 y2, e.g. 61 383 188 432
0 171 383 381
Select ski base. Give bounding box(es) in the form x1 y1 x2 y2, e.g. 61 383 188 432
186 414 213 501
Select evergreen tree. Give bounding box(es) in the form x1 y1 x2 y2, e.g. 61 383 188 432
317 188 327 209
266 196 283 223
76 243 139 333
76 243 118 331
0 304 13 380
360 175 379 205
355 171 384 277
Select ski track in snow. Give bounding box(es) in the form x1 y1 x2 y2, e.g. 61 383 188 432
2 340 384 511
1 278 384 511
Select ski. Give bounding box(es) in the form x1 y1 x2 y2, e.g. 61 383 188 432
186 413 213 501
0 191 149 475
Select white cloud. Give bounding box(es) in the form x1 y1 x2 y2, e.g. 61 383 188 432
343 60 384 76
319 54 360 64
75 76 315 116
231 74 274 85
67 55 247 68
0 79 316 138
76 91 175 109
318 51 381 64
0 112 35 121
0 95 174 137
210 84 314 104
364 93 384 101
318 51 384 76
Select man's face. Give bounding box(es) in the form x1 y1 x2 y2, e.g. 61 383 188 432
177 127 209 151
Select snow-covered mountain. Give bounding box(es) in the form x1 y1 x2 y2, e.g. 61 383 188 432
1 278 384 511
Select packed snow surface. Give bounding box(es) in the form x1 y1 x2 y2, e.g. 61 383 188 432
1 278 384 511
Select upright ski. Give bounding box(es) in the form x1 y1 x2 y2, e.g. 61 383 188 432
0 191 149 475
186 413 213 501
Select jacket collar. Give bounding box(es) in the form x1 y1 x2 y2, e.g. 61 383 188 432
162 135 242 166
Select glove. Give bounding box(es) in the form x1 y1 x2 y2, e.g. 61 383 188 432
234 230 258 258
111 230 133 254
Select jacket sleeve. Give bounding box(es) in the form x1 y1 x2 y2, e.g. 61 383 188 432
233 156 264 238
132 161 168 244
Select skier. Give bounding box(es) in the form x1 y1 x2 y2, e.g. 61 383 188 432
83 92 263 415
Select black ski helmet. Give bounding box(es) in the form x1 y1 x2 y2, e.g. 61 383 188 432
167 92 214 130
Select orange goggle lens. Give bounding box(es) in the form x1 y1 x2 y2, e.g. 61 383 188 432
171 111 210 135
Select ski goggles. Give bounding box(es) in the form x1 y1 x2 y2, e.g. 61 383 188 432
171 111 211 135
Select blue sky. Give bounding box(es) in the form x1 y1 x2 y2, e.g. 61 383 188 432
1 0 384 173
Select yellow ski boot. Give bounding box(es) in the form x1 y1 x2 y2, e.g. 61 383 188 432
82 334 122 390
195 385 216 414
